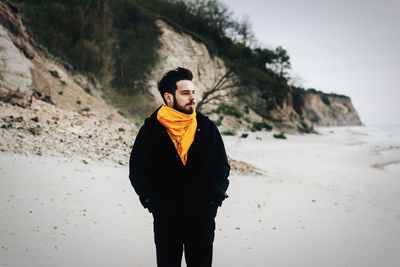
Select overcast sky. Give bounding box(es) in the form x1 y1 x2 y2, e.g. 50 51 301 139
221 0 400 126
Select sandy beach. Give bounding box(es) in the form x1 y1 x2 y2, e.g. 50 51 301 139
1 122 400 267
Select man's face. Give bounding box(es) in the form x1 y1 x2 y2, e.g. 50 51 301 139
165 80 196 114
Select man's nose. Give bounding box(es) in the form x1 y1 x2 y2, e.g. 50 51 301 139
189 92 195 100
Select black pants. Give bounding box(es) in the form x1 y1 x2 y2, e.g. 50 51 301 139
152 203 218 267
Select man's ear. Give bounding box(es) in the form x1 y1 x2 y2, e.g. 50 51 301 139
163 92 174 107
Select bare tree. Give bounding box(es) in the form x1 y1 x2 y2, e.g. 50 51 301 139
235 15 256 47
196 68 241 112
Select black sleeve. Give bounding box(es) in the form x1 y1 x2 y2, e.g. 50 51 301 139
208 123 230 206
129 122 152 209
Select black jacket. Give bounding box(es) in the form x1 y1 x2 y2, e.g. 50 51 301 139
129 107 230 213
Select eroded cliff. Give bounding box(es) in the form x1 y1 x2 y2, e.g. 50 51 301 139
0 1 363 134
147 19 362 132
293 88 362 127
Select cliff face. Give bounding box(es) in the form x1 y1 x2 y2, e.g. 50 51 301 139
0 1 362 132
0 1 33 100
0 1 127 123
145 19 263 132
147 19 363 131
296 91 363 126
0 24 32 96
146 20 228 107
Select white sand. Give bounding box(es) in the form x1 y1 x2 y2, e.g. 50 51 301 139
1 126 400 267
219 126 400 267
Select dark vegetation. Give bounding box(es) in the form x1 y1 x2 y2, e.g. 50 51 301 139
251 121 272 132
12 0 160 94
215 103 241 118
273 132 287 139
11 0 294 117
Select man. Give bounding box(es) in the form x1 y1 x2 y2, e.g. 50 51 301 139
129 67 230 267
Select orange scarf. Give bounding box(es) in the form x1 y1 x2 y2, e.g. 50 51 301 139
157 105 197 165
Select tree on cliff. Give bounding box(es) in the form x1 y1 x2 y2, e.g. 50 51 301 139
229 15 256 48
196 67 241 112
266 46 291 80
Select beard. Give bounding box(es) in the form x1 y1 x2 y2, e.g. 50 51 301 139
173 98 195 114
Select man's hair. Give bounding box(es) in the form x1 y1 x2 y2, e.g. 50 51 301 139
157 67 193 102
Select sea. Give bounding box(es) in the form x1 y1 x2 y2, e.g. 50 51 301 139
334 124 400 175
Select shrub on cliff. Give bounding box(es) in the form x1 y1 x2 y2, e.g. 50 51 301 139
215 103 242 118
12 0 160 94
251 121 272 132
273 132 287 139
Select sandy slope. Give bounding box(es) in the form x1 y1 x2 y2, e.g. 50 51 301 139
1 122 400 266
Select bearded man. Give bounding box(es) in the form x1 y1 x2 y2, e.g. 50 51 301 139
129 67 230 267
